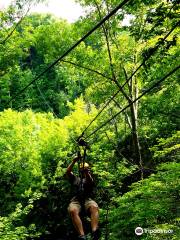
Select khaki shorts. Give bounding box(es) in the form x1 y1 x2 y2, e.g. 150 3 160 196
68 198 98 213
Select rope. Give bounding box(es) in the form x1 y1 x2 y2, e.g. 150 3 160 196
80 20 180 137
82 148 87 172
84 64 180 139
5 0 131 108
77 145 88 207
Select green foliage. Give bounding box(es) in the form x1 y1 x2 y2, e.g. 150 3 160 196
150 131 180 162
0 0 179 239
0 100 99 238
109 162 180 240
0 200 41 240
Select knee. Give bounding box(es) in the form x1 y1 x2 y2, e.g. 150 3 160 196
69 208 79 217
89 205 99 214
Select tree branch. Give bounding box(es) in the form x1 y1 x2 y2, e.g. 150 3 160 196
112 98 132 129
105 131 136 167
61 59 113 81
0 4 31 45
93 0 131 102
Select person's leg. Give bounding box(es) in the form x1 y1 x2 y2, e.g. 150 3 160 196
85 199 99 233
85 199 100 240
68 201 85 237
89 205 99 232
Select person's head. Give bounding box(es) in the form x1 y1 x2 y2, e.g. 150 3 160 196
79 162 90 174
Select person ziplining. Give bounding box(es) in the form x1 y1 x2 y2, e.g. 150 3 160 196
66 150 100 240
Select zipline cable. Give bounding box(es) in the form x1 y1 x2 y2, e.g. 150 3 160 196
84 64 180 139
5 0 132 107
80 20 180 137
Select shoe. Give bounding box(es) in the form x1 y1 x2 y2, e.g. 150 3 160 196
78 235 86 240
92 228 101 240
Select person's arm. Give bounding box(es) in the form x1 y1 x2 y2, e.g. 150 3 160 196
66 154 81 177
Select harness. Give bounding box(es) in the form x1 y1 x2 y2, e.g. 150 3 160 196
76 137 90 205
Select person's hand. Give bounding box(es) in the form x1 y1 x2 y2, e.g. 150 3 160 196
73 154 81 163
73 157 78 163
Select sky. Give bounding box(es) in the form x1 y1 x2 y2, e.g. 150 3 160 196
0 0 133 25
0 0 84 22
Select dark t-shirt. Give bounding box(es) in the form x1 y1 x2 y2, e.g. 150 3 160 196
68 172 94 202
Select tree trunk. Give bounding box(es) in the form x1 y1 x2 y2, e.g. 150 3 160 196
130 104 142 170
129 55 143 179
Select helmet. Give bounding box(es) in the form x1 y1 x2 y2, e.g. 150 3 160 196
79 162 89 170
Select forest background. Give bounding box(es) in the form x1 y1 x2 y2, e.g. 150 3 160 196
0 0 179 239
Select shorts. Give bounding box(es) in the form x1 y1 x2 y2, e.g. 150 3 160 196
68 198 98 213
